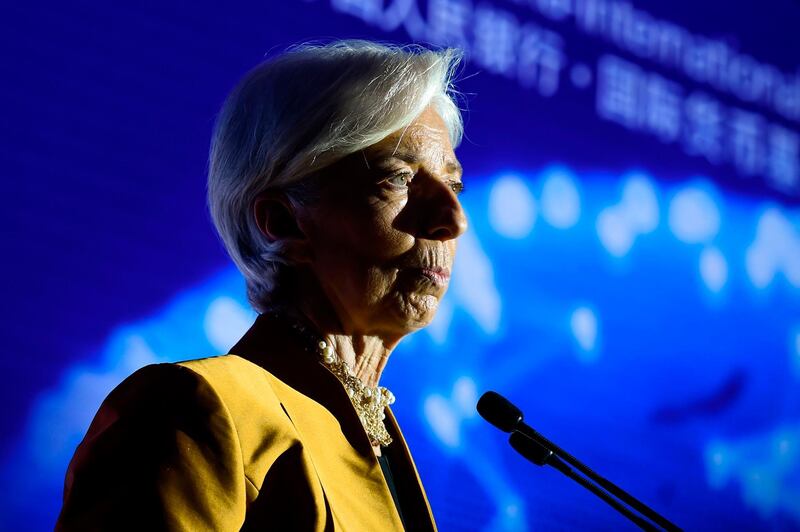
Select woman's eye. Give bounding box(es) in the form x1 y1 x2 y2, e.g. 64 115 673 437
449 181 465 195
385 173 412 187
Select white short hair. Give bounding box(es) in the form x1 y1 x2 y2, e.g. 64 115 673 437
207 40 464 312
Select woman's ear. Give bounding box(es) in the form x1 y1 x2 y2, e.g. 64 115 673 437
253 192 313 264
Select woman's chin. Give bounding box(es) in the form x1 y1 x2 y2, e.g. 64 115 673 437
389 292 443 331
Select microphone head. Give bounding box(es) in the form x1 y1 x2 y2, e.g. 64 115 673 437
509 431 553 466
476 391 523 433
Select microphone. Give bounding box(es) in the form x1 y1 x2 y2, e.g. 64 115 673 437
477 391 681 532
476 390 522 432
477 391 575 468
508 430 554 467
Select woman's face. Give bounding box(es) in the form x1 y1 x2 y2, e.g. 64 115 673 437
301 104 467 339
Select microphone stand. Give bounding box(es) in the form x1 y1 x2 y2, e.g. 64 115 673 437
509 432 661 531
476 391 681 531
512 425 681 531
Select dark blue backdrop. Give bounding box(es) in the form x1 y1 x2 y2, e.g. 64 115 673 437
3 1 799 530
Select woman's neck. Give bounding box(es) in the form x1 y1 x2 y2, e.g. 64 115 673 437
320 333 392 389
267 290 400 389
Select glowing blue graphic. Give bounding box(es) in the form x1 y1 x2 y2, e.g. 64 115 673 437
745 208 800 289
699 246 728 293
570 305 599 360
489 175 537 239
204 295 258 352
706 427 800 522
596 174 659 257
621 175 660 234
424 376 478 449
668 184 721 244
539 169 581 229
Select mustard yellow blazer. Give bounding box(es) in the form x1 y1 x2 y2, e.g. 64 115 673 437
57 315 437 531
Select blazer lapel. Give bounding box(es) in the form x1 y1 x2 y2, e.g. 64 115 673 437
384 407 438 531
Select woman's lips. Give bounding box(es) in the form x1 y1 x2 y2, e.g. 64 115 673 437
412 267 451 286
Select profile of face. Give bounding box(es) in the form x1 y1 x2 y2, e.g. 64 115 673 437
294 104 467 340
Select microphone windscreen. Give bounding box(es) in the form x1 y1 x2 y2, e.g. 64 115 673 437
509 431 552 466
476 391 523 433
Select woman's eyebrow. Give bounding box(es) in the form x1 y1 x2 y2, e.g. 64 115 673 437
377 150 463 178
446 160 463 178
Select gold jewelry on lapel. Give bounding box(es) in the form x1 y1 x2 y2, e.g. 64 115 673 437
316 339 395 447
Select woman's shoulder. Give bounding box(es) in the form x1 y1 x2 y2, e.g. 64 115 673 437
59 356 295 529
176 354 288 420
109 355 288 425
176 354 280 399
81 356 300 486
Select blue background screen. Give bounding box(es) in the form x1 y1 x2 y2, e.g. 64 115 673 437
2 1 799 530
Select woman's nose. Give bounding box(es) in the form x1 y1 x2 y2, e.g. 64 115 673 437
420 181 468 241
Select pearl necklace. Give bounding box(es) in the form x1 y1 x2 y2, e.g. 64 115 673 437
317 339 395 447
278 313 396 447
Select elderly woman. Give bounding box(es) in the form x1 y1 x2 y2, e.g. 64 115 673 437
57 40 467 530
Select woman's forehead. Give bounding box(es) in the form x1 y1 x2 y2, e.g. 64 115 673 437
363 111 460 175
366 146 462 177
